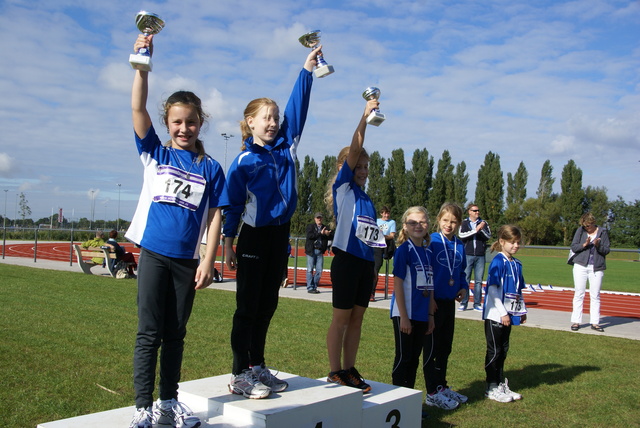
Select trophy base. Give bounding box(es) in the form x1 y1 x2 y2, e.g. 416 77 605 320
314 64 334 78
366 111 386 127
129 54 153 72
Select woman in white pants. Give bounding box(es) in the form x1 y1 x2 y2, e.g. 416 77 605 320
569 213 610 332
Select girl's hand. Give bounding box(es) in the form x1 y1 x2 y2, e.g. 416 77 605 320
426 316 435 335
501 314 511 326
134 34 153 56
303 44 321 72
400 316 412 335
455 288 467 302
364 99 379 117
194 263 213 290
225 247 237 271
520 314 527 324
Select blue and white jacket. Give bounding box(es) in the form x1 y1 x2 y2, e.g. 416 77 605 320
223 69 313 237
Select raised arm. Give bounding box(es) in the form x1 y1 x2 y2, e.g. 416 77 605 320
131 34 153 139
346 99 379 170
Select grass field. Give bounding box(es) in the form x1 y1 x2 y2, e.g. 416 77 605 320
1 264 638 427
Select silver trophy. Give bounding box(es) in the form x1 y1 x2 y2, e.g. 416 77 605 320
299 30 334 78
362 87 385 126
129 11 165 72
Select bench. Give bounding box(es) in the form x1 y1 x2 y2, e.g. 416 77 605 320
73 244 119 277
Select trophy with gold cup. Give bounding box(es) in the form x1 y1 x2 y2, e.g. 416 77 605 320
129 11 165 72
298 30 334 78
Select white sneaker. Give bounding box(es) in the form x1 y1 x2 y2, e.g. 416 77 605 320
425 386 460 410
229 369 271 399
153 398 201 428
458 304 466 311
129 407 153 428
502 378 522 400
252 363 289 393
485 385 514 403
441 387 468 404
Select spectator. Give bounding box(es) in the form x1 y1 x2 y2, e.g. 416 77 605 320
305 213 332 294
458 203 491 311
82 231 106 265
372 206 396 301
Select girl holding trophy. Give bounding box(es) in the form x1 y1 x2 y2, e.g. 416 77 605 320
128 33 226 428
223 45 322 399
324 98 383 393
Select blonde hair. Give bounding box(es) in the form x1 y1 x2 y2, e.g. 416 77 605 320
435 202 463 233
239 97 278 150
397 206 431 247
580 212 597 227
162 91 208 162
490 225 522 252
323 146 370 222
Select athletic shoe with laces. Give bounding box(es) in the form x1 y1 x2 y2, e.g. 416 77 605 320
441 386 468 404
153 398 201 428
252 363 289 393
346 366 372 393
485 385 514 403
502 378 522 400
425 386 459 410
129 407 153 428
229 369 271 399
327 369 351 385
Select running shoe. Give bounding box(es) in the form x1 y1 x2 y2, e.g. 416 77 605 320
252 363 289 393
425 386 459 410
229 369 271 399
441 387 468 404
129 407 153 428
346 366 372 393
485 385 514 403
327 369 351 386
153 398 201 428
502 378 522 400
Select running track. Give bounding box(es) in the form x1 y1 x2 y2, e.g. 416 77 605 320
4 242 639 319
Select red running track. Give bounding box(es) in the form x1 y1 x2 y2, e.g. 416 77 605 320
4 242 639 319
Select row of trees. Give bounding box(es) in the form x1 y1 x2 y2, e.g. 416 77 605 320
5 150 638 248
290 148 640 248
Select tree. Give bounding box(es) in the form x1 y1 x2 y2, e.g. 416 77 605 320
583 186 609 226
609 197 640 248
428 150 454 219
290 158 310 236
366 151 387 213
453 161 468 208
519 196 561 245
505 161 528 223
536 160 555 203
385 149 408 220
18 192 31 226
559 159 583 244
475 152 504 225
318 154 337 223
407 148 433 209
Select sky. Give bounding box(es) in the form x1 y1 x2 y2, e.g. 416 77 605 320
0 0 638 224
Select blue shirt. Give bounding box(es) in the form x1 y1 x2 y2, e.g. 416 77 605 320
331 160 377 261
391 240 434 322
223 69 313 237
125 125 226 259
427 232 469 300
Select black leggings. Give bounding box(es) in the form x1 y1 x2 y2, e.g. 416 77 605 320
230 222 290 375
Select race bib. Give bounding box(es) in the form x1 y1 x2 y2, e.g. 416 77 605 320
152 165 206 211
505 292 527 316
415 264 433 291
355 215 386 248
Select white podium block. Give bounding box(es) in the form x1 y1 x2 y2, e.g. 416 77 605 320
179 372 363 428
361 380 422 428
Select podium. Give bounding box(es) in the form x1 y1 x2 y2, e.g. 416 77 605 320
38 372 422 427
